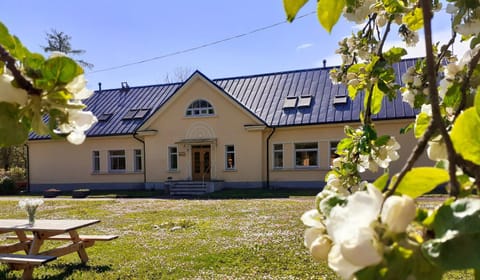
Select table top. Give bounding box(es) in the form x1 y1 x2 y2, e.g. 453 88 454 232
0 219 100 232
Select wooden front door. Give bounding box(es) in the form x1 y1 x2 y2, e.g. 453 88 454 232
192 145 211 181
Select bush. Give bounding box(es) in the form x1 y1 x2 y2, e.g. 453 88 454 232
0 176 17 195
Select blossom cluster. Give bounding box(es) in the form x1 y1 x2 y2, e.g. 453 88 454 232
0 52 96 145
302 185 416 279
18 198 44 216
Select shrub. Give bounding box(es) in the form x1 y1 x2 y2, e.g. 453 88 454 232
0 176 17 195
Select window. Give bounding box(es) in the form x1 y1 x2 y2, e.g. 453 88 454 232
283 96 297 109
92 151 100 172
330 141 340 167
123 108 151 120
298 96 312 107
134 149 142 171
273 144 283 169
225 145 236 170
168 146 178 170
97 113 113 122
333 95 348 105
295 143 318 168
186 99 214 116
109 150 126 171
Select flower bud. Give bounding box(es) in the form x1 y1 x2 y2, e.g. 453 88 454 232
427 140 447 161
381 195 416 233
309 235 332 262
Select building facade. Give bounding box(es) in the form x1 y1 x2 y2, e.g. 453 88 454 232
28 58 430 192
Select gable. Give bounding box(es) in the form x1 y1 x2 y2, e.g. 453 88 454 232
138 72 265 131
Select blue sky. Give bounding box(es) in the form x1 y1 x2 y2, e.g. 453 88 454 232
1 1 461 90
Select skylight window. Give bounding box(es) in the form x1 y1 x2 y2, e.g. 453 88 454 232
333 95 348 105
97 113 113 122
297 96 312 107
123 108 151 120
283 97 297 109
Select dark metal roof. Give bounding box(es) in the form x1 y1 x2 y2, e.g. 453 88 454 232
29 58 419 139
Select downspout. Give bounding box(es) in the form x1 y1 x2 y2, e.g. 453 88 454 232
24 144 30 193
266 127 276 190
133 132 147 188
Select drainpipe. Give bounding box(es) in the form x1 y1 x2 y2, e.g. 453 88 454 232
133 132 147 189
24 144 30 193
266 127 276 190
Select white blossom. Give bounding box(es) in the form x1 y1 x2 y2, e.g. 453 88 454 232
0 74 28 106
455 19 480 36
421 104 432 116
371 138 400 169
402 90 415 107
446 4 458 14
66 74 93 100
325 184 383 279
381 195 416 233
427 140 448 161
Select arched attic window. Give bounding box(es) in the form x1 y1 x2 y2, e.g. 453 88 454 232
186 99 215 116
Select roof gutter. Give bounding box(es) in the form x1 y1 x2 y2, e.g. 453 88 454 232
266 127 276 190
133 132 147 187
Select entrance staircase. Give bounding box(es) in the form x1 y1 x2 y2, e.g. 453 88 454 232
168 181 208 196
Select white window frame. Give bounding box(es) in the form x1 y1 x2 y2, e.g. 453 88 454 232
273 143 284 169
134 149 143 172
92 150 100 173
108 150 126 172
168 146 179 171
294 142 318 168
185 99 215 117
225 145 236 170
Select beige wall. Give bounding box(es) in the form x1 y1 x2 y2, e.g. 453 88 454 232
28 136 144 190
266 119 432 186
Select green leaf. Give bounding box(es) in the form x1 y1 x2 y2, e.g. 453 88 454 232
384 47 407 63
373 173 389 191
414 112 431 138
0 22 15 51
0 102 30 146
443 83 461 108
422 198 480 270
369 84 384 114
400 122 414 134
317 0 345 33
283 0 309 22
475 87 480 117
395 167 449 198
402 7 424 31
451 108 480 165
43 56 83 85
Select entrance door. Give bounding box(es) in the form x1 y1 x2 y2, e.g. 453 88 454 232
192 145 211 181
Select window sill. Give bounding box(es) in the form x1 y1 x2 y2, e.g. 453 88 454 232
91 171 144 175
224 168 237 172
168 169 180 173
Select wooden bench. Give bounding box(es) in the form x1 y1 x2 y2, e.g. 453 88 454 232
0 253 57 280
0 253 56 265
7 234 118 241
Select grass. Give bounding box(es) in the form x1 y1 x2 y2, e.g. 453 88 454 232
0 190 473 279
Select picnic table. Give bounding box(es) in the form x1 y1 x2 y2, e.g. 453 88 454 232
0 219 118 280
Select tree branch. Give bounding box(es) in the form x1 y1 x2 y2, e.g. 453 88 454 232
0 44 42 96
421 0 460 197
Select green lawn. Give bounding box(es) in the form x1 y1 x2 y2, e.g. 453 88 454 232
0 193 472 279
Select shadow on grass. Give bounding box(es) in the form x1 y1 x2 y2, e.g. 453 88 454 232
0 263 112 280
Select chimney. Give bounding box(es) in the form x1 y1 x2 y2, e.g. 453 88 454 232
323 59 327 68
121 81 129 89
98 82 102 92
